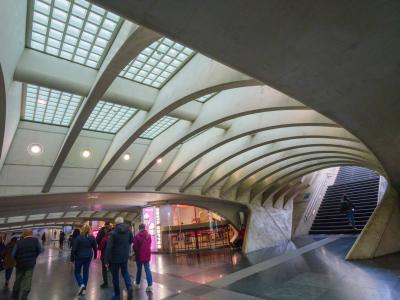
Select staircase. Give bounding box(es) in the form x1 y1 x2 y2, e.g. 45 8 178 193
309 166 380 234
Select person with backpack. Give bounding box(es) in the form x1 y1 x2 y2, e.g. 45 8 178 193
133 224 153 293
71 224 97 296
3 237 17 288
12 229 42 299
105 217 133 300
98 227 111 288
340 194 357 229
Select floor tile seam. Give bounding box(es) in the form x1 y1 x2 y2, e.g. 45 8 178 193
209 237 339 288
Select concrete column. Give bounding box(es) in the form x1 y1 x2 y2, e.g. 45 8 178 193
346 187 400 259
242 198 292 253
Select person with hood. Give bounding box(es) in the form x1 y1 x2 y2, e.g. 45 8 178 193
12 228 42 299
71 224 97 296
340 194 357 229
133 224 153 293
3 237 17 288
41 233 46 245
98 227 111 288
105 217 133 300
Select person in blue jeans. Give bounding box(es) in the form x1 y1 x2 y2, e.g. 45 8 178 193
340 194 356 229
71 224 97 296
133 224 153 292
105 217 134 300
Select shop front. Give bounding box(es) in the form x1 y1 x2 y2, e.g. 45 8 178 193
142 204 237 253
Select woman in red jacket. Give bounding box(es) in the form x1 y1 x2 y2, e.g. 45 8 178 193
98 227 111 288
133 224 153 293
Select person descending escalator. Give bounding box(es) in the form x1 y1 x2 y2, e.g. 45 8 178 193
340 194 357 230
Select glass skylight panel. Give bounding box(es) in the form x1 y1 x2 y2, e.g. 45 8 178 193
140 116 178 139
80 211 95 217
195 92 218 103
120 38 195 88
83 100 137 133
28 214 46 221
29 0 121 68
64 211 80 218
7 216 27 223
23 84 82 126
47 212 64 219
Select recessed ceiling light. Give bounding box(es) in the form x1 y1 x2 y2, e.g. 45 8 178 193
81 149 91 159
156 158 163 164
28 143 43 156
123 153 131 161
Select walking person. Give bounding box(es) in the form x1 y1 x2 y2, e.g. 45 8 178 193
340 194 357 229
12 229 42 300
3 237 17 288
59 231 65 249
98 227 111 288
96 222 111 246
133 224 153 293
105 217 134 300
71 224 97 296
41 233 46 245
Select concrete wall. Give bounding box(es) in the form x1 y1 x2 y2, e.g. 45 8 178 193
242 198 292 253
346 186 400 259
292 167 339 236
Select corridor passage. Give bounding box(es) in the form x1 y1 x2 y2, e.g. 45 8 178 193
0 236 399 300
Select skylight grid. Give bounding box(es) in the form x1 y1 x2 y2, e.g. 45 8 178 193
140 116 178 139
23 84 83 126
83 100 137 133
195 92 218 103
29 0 121 68
120 38 195 88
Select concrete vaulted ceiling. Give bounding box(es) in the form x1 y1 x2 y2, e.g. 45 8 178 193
0 0 392 228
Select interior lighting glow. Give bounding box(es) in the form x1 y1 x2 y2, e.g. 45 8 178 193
123 153 131 161
28 143 43 156
156 158 162 164
81 149 91 159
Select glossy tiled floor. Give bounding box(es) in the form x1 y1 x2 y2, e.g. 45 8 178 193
1 236 399 299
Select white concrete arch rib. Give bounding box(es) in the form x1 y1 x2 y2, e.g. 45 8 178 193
42 25 161 192
127 109 337 190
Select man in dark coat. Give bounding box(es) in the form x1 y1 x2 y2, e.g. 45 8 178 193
105 217 133 300
12 229 42 299
340 194 357 229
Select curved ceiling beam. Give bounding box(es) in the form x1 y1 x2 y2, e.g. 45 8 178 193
237 155 374 199
131 109 337 190
42 24 161 193
194 133 369 194
90 56 260 191
220 146 374 197
126 86 307 189
283 183 309 208
247 157 381 201
260 161 381 206
0 63 5 159
271 181 300 208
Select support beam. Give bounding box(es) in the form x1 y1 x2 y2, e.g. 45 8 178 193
42 25 161 192
90 56 260 191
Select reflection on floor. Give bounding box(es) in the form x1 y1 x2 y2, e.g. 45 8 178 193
0 236 399 299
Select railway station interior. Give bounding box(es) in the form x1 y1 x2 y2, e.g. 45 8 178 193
0 1 400 299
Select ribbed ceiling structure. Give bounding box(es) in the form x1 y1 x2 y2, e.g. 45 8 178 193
0 0 386 228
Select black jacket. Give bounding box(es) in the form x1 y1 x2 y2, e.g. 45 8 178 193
12 237 42 269
72 234 97 261
105 223 133 264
